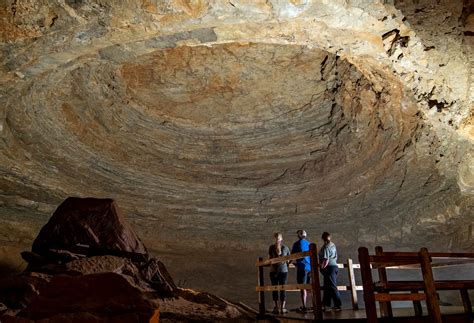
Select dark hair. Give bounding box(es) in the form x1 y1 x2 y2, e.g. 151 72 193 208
296 229 306 239
322 232 331 241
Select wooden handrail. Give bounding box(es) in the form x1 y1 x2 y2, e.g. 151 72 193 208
375 280 474 291
379 251 474 259
256 283 364 292
255 251 310 267
374 293 427 301
259 252 474 270
255 243 323 320
256 283 312 292
386 259 474 269
259 257 474 271
359 246 474 323
369 255 424 268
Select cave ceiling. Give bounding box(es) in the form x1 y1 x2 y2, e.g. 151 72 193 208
0 0 473 262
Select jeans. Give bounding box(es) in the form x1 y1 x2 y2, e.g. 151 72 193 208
322 265 342 307
270 271 288 301
297 269 311 284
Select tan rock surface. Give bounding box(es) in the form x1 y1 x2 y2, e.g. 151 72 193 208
0 0 472 304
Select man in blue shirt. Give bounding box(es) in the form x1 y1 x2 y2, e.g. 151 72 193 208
292 229 311 312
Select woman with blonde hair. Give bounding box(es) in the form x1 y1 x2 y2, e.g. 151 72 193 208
268 232 290 314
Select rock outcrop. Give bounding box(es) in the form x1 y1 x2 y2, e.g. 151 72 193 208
31 197 148 261
0 197 253 322
17 273 160 323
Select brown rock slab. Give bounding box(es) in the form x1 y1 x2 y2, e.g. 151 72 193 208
64 255 138 276
0 272 51 310
63 255 157 293
31 197 148 262
0 314 33 323
18 272 159 322
156 288 254 322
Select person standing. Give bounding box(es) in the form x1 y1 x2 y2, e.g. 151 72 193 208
268 232 290 314
291 229 311 312
318 232 342 311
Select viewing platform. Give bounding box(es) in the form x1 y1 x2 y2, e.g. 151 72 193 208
255 244 474 322
263 306 471 322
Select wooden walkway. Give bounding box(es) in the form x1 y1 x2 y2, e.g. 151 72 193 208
263 307 472 322
256 245 474 322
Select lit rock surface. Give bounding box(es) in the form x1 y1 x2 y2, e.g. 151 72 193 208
0 0 473 304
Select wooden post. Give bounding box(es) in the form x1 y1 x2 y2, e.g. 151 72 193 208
347 258 359 310
310 243 323 321
460 288 473 319
419 248 442 323
257 257 266 317
412 290 423 316
375 246 393 317
358 247 378 323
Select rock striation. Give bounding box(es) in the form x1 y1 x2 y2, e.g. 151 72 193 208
0 0 472 304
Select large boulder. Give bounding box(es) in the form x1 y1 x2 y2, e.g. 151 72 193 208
17 273 159 323
31 197 148 263
0 272 51 310
21 255 176 296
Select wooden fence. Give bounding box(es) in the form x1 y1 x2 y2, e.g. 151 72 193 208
256 244 474 322
256 243 322 320
359 246 474 323
255 243 364 320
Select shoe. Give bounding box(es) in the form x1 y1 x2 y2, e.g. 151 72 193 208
296 306 308 313
331 306 342 311
272 307 279 314
281 308 289 314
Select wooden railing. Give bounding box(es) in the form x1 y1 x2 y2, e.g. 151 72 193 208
334 259 364 310
256 243 366 320
256 243 323 320
257 245 474 321
358 246 474 323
